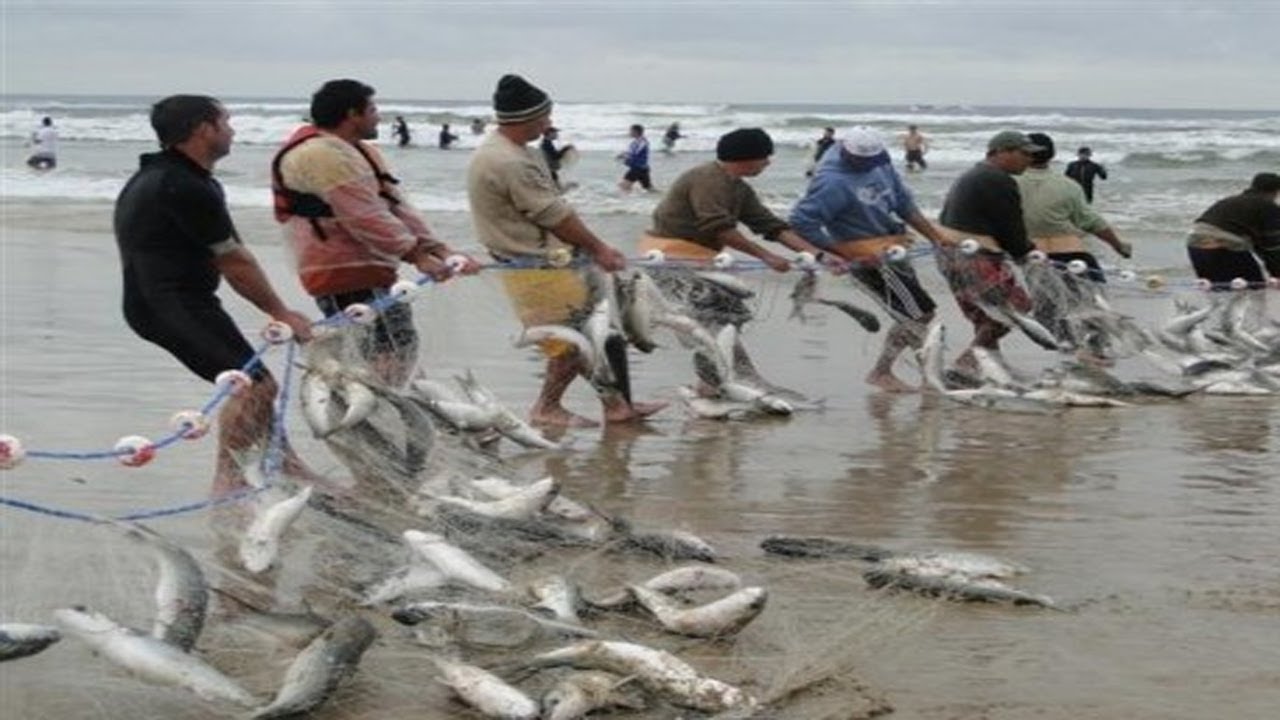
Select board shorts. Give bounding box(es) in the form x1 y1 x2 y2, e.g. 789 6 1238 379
940 249 1032 330
1187 247 1264 287
850 264 936 320
499 267 591 358
125 292 263 383
623 167 652 189
905 149 926 168
316 286 418 361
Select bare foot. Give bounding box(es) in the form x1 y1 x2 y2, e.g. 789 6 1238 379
866 372 917 394
530 406 600 428
604 399 669 424
954 348 979 374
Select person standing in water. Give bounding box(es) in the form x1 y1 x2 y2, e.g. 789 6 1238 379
1064 146 1108 203
114 94 317 495
662 122 683 153
438 123 459 149
539 125 574 193
902 124 928 172
617 123 653 192
806 126 836 178
1186 172 1280 286
27 116 58 170
392 115 411 147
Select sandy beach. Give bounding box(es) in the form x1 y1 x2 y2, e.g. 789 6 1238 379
2 195 1280 719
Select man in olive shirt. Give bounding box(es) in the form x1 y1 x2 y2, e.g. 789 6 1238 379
644 128 839 391
467 74 664 427
1187 172 1280 286
938 130 1042 371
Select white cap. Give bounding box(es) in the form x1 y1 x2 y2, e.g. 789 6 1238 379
840 126 886 158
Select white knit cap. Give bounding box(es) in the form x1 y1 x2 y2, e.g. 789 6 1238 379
841 126 886 158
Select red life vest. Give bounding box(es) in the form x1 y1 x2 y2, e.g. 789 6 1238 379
270 125 402 233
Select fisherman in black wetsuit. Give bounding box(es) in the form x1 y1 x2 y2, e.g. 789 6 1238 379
113 94 316 496
438 123 459 149
392 115 411 147
1064 146 1107 203
539 125 574 192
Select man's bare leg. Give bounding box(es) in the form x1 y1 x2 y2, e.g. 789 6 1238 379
529 351 598 427
211 376 276 497
867 318 927 393
601 393 668 423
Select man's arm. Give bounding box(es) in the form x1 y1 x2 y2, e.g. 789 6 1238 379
213 246 313 341
549 213 626 272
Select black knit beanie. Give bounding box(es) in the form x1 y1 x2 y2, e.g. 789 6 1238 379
493 74 552 124
717 128 774 162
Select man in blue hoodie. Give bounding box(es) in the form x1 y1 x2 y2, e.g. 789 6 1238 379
790 126 949 392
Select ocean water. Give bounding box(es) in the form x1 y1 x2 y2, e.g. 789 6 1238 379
3 96 1280 719
3 94 1278 273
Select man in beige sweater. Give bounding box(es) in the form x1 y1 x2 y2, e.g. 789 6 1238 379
467 74 665 427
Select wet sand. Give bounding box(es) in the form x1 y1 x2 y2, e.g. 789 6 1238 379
2 201 1280 719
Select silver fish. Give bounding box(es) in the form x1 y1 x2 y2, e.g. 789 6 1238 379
493 406 562 450
403 530 511 593
120 523 207 653
677 385 756 420
527 640 757 714
516 324 596 366
541 671 645 720
863 569 1057 608
788 270 818 322
360 563 449 606
527 574 584 624
0 623 60 662
434 477 560 521
629 585 768 638
434 656 541 720
239 485 313 574
814 297 881 332
251 615 376 719
55 607 256 707
393 601 597 648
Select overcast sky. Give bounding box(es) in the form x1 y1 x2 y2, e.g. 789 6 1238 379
2 1 1277 110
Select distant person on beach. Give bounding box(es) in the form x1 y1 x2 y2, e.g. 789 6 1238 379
662 122 683 153
1185 172 1280 286
272 79 480 386
643 127 843 393
790 126 950 393
438 123 459 149
470 117 486 135
114 94 317 495
1064 146 1107 203
26 116 57 170
467 73 666 427
902 124 928 172
937 130 1043 376
539 125 574 192
617 123 653 192
392 115 411 147
1016 132 1131 357
806 126 836 178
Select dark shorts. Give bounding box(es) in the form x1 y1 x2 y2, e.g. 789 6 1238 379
623 167 652 189
316 287 418 359
905 149 926 168
941 250 1032 328
1187 247 1264 287
26 155 56 170
1046 251 1106 283
850 264 936 320
125 292 263 383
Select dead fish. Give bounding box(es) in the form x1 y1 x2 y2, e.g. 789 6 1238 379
525 640 757 714
760 535 892 561
863 569 1056 608
433 477 560 521
251 616 376 719
815 297 881 332
393 601 596 648
403 530 511 593
240 485 313 574
541 671 645 720
629 585 768 638
527 574 585 624
118 523 208 653
0 623 60 662
433 656 541 719
56 607 256 707
788 271 818 322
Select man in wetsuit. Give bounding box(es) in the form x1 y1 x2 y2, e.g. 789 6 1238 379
539 125 574 192
938 130 1042 372
1064 146 1107 203
392 115 411 147
114 94 316 495
1186 172 1280 286
806 127 836 178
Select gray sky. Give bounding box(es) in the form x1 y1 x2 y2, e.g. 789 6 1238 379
2 0 1277 109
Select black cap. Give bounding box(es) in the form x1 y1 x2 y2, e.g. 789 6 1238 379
1026 132 1055 163
1251 172 1280 193
493 74 551 125
716 128 774 162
